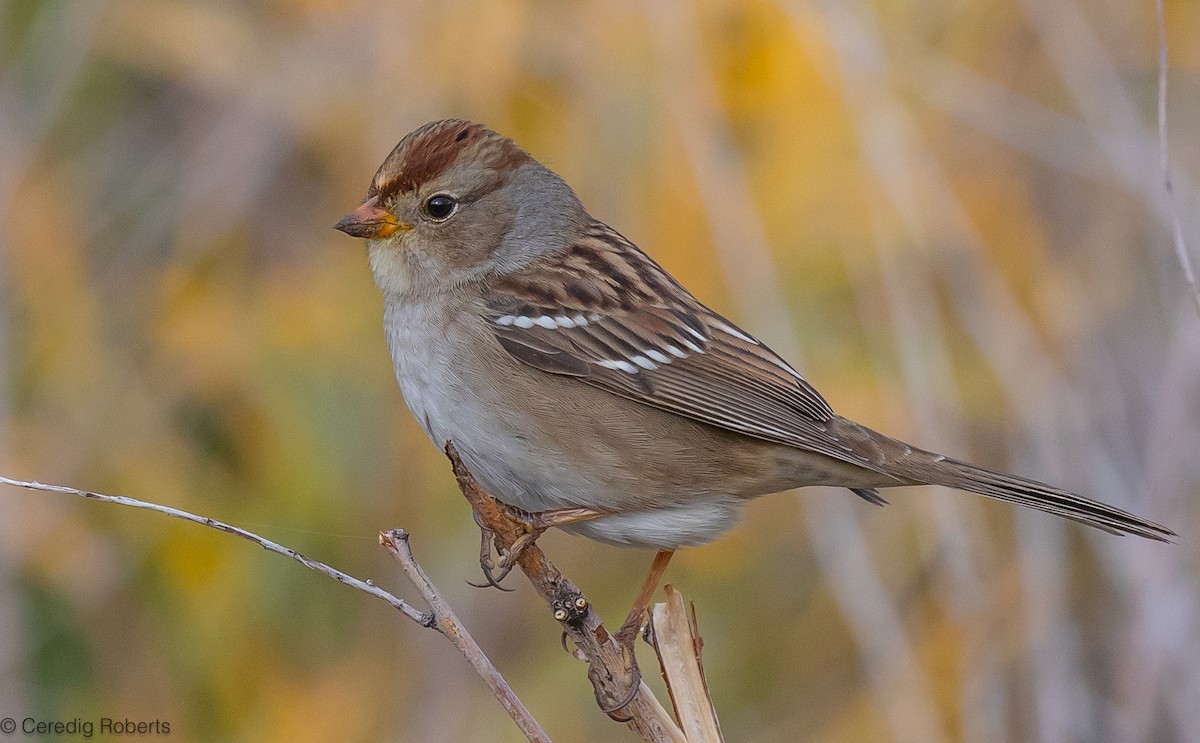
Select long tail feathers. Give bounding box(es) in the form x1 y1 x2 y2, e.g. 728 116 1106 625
918 455 1176 543
850 487 889 506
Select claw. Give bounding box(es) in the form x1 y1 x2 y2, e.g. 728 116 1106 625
485 558 517 586
598 665 642 721
596 623 644 721
468 514 515 591
467 504 604 590
467 566 515 591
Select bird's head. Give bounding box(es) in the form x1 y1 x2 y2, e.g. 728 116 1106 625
335 119 586 297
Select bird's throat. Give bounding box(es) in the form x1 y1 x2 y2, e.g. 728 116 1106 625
368 242 416 297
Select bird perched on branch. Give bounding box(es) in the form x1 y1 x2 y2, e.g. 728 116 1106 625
335 119 1173 612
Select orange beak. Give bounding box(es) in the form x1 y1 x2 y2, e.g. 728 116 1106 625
333 195 407 239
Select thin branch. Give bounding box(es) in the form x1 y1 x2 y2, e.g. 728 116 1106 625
1155 0 1200 317
381 529 552 743
0 476 430 625
0 475 550 743
444 442 688 743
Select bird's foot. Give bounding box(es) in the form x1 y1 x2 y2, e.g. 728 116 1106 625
597 663 642 722
496 504 602 571
469 504 603 589
600 550 675 719
603 619 644 721
469 512 515 590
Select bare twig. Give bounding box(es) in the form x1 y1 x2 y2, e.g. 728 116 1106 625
0 475 550 743
0 476 431 624
381 529 552 743
649 586 724 742
1155 0 1200 317
444 442 688 743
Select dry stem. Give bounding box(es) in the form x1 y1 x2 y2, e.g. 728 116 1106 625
444 442 688 743
650 585 724 742
1155 0 1200 316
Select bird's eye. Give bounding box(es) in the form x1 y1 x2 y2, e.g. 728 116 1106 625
424 194 458 221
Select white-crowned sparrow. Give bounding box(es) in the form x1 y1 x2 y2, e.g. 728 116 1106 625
334 119 1174 553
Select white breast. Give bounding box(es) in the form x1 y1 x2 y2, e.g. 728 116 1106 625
382 295 461 443
379 293 750 551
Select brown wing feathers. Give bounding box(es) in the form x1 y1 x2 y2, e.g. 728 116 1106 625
485 226 878 470
483 223 1176 542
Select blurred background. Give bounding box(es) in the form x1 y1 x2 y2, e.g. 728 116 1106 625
1 0 1198 740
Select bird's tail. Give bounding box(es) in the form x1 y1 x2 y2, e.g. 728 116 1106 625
908 453 1175 542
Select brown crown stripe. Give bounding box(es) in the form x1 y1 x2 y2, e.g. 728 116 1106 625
376 120 484 198
371 120 528 201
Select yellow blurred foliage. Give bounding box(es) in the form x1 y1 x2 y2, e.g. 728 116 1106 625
1 0 1197 741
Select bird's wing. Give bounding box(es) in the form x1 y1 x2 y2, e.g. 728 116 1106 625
481 225 1177 541
482 222 888 475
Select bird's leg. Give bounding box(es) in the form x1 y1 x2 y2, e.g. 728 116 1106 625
614 549 675 649
495 504 604 570
470 504 605 588
599 550 674 721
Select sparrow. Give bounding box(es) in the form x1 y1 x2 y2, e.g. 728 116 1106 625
334 119 1174 559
